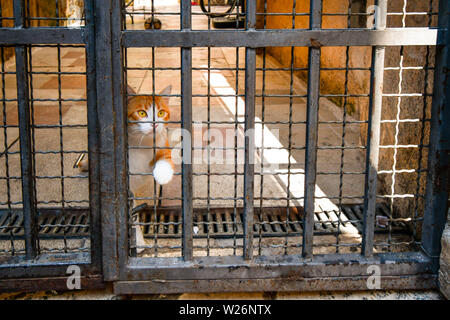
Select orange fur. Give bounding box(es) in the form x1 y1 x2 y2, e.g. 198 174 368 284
149 140 173 168
127 92 174 173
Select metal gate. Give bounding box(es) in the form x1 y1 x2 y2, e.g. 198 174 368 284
0 0 449 294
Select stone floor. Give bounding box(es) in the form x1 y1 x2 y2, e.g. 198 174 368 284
0 287 444 300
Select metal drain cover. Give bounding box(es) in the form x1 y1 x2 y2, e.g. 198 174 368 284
0 208 90 239
138 204 408 239
0 204 408 240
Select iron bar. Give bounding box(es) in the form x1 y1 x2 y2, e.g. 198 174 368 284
111 0 129 276
181 0 193 261
421 0 450 268
94 0 119 280
122 28 440 48
121 251 434 281
0 28 85 45
302 0 322 259
14 0 38 260
83 0 101 273
362 0 387 257
243 0 257 261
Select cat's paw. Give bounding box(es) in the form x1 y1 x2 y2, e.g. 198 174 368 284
74 154 89 173
153 160 173 185
133 225 146 254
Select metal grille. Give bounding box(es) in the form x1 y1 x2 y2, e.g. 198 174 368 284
115 0 448 293
124 1 439 259
0 0 448 294
0 0 101 289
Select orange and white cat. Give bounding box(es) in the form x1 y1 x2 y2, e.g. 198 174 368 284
77 85 174 188
76 86 174 253
127 85 174 190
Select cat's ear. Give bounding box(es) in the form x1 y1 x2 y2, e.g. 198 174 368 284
126 85 137 103
159 85 172 106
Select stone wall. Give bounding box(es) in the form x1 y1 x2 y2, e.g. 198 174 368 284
260 0 439 231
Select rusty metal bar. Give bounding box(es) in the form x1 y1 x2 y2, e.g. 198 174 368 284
0 28 85 45
181 0 193 261
122 28 440 48
243 0 257 261
121 251 434 281
13 0 38 260
114 275 437 294
84 0 102 273
362 0 387 257
111 0 129 276
421 0 450 269
302 0 322 258
94 0 119 280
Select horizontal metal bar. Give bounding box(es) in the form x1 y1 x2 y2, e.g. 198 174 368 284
0 252 94 279
123 28 442 47
121 252 433 281
0 28 85 45
0 275 105 293
114 275 437 294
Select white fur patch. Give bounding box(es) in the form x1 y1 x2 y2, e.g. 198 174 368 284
153 160 173 185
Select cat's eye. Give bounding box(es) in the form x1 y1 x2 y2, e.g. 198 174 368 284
137 110 147 118
157 110 166 117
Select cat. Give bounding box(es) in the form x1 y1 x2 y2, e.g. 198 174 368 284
76 85 174 187
127 85 174 188
76 85 174 254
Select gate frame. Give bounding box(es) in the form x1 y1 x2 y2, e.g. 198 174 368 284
0 0 103 292
0 0 448 294
105 0 449 294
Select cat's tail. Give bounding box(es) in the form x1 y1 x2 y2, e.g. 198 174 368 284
153 159 174 185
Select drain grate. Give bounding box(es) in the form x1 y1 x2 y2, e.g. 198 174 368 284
0 208 90 239
0 204 409 240
139 203 408 239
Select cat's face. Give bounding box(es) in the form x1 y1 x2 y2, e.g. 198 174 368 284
127 86 171 136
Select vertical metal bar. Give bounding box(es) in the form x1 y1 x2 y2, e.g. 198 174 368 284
84 0 102 272
421 0 450 268
302 0 322 258
181 0 193 261
56 38 68 253
243 0 256 260
361 0 386 257
206 9 212 257
257 0 268 257
413 0 433 249
285 0 297 255
94 0 119 280
335 3 353 253
112 0 129 276
233 47 240 256
13 0 38 259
